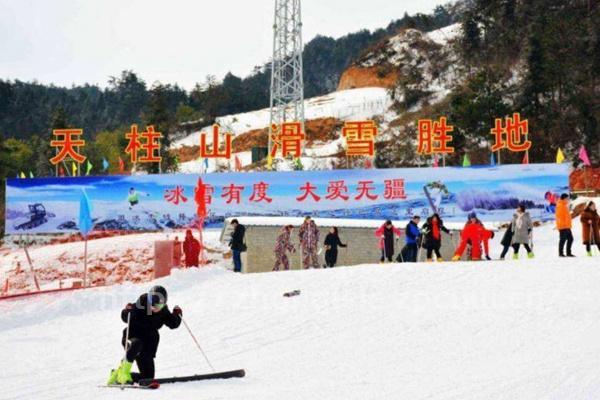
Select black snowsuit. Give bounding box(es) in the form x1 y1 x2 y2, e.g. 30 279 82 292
324 233 347 268
500 224 513 259
121 294 182 382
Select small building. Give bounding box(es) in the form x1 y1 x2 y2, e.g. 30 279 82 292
220 217 467 273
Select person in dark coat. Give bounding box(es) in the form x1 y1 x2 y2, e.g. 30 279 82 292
581 201 600 256
229 219 246 272
323 227 347 268
107 285 182 385
499 222 513 260
183 229 201 267
403 216 421 262
422 214 451 262
375 220 402 263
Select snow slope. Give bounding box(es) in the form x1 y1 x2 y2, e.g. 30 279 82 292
1 221 600 400
172 87 392 150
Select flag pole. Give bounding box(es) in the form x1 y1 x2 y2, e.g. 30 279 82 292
22 235 41 291
83 236 88 287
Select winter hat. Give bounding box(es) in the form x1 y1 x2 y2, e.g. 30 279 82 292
560 193 569 200
148 285 168 306
468 212 477 220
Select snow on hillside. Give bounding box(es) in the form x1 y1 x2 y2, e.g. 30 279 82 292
0 231 230 295
172 88 392 149
2 220 600 399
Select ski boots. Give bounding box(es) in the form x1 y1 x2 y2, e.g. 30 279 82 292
116 360 133 385
587 251 593 257
527 252 535 259
437 257 444 262
512 254 519 260
451 255 460 262
107 368 119 385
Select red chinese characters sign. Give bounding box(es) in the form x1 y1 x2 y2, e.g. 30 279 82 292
270 122 305 158
491 113 531 152
50 129 86 165
164 179 409 207
417 117 454 155
342 121 377 157
201 125 232 159
125 125 162 163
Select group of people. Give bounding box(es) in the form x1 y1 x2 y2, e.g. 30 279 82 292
228 197 600 273
555 195 600 257
272 216 348 271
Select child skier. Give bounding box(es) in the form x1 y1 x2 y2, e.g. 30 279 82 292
580 201 600 256
323 227 347 268
107 285 182 385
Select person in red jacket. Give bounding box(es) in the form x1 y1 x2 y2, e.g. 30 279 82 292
452 212 484 261
182 229 201 267
375 220 402 263
480 227 495 260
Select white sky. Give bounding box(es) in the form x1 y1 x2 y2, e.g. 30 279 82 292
0 0 444 91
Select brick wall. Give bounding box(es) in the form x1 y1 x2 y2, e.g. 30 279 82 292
233 224 459 273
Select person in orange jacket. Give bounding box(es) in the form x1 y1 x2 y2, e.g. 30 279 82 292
452 212 483 261
555 193 575 257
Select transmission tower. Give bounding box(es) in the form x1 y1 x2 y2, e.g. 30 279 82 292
269 0 305 159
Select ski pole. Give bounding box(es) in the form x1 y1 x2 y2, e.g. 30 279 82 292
123 311 131 361
181 317 216 372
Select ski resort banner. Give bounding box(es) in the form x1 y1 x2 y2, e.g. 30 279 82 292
4 163 569 235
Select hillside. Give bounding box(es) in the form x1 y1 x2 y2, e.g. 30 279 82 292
2 221 600 399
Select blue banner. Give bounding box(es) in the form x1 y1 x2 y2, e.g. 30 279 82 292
4 164 569 234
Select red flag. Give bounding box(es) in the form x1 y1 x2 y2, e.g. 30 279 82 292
58 166 65 177
118 157 125 173
364 158 373 169
522 152 529 165
194 178 208 220
235 155 242 172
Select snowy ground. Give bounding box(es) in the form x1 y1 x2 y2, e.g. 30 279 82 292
1 221 600 399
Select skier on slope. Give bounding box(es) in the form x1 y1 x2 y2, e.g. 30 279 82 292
107 285 182 385
499 222 514 260
421 214 451 262
511 204 534 259
452 212 484 261
401 216 421 262
375 220 401 263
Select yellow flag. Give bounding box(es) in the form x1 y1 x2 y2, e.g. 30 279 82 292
72 162 78 176
556 148 565 164
19 172 26 179
267 155 273 170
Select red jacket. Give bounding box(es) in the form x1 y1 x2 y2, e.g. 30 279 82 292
375 224 401 250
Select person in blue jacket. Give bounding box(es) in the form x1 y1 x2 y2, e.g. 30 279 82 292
404 215 422 262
